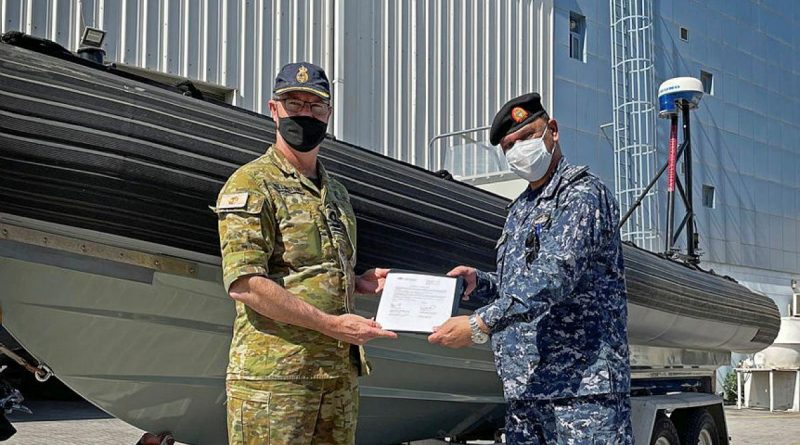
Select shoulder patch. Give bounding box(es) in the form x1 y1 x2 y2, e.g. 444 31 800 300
218 192 249 210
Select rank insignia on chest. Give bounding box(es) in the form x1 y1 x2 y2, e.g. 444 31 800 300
217 192 249 210
533 213 551 228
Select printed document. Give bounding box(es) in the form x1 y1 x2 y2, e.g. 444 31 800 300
375 272 460 333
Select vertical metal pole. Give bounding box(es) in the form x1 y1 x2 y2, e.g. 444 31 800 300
769 370 774 412
665 113 678 253
746 371 751 407
682 101 697 263
737 369 742 409
793 370 800 412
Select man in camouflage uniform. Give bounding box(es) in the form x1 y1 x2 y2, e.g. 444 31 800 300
216 62 397 445
431 93 632 444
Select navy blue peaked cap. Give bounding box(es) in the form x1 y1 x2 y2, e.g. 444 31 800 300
273 62 331 100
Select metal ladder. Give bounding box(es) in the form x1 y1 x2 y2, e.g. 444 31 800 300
609 0 660 251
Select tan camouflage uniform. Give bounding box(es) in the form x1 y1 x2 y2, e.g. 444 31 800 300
215 146 366 444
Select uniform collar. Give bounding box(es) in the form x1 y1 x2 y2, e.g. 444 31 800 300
266 145 299 177
537 157 569 202
506 157 570 210
266 145 330 192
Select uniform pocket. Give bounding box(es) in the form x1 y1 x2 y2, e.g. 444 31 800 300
337 369 360 443
591 425 631 445
227 387 272 445
226 396 245 445
277 202 323 267
240 398 271 445
494 323 541 399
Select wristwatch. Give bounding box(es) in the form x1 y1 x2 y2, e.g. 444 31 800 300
468 314 489 344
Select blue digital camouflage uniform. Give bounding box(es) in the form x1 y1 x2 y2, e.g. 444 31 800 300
505 393 631 444
471 157 632 444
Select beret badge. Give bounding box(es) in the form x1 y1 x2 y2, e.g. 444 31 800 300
511 106 529 123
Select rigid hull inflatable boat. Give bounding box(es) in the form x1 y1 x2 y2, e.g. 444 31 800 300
0 37 780 444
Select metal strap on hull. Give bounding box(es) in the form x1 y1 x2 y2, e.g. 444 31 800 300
0 222 197 278
0 343 52 382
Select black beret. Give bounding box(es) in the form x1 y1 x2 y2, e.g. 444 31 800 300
489 93 548 145
273 62 331 100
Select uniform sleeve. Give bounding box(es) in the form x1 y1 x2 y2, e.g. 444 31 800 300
471 269 499 305
474 183 619 332
215 173 276 292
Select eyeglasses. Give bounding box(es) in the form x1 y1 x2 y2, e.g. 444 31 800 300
277 98 331 118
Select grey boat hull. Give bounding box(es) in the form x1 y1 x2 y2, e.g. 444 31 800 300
0 216 504 445
0 213 776 444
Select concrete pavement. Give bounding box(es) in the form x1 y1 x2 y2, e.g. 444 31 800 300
5 400 800 444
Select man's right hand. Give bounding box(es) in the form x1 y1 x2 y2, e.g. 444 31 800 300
447 266 477 299
326 314 398 345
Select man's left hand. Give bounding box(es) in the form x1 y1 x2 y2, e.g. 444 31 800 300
428 316 472 349
355 268 390 294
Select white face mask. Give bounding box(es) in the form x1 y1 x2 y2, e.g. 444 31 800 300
505 126 552 182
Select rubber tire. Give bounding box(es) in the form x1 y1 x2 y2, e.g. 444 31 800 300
650 413 681 445
674 409 720 445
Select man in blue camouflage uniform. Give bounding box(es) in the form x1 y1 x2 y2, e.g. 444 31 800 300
430 93 632 444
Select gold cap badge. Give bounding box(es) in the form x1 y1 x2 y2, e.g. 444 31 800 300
511 107 529 124
296 66 309 83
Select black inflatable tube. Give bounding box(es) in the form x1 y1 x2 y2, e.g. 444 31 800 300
0 41 779 342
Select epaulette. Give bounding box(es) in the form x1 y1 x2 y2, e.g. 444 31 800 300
561 165 589 184
506 193 523 210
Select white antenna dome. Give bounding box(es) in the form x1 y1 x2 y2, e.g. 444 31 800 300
658 77 704 117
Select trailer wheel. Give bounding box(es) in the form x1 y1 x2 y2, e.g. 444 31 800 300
673 409 720 445
650 413 680 445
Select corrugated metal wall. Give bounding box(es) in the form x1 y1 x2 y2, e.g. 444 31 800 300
1 0 553 172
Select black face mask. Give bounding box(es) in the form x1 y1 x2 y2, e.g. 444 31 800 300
278 116 328 152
